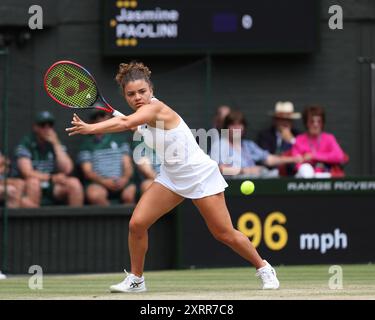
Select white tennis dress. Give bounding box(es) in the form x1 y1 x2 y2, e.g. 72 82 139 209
137 108 228 199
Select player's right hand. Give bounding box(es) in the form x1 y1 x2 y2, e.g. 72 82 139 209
66 113 93 136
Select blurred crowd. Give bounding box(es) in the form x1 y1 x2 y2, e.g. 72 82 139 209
211 102 348 180
0 102 348 208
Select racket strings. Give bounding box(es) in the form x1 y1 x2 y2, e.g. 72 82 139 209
45 63 98 108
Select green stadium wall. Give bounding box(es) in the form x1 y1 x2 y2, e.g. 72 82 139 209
0 0 375 175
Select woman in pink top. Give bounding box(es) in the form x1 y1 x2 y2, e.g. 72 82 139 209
292 105 346 178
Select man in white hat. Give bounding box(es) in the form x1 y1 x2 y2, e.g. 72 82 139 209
257 102 301 174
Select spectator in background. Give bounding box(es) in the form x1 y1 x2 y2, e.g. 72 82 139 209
213 105 231 130
291 105 347 178
0 151 37 208
78 110 136 205
257 101 301 176
14 111 84 206
257 101 301 155
132 138 161 195
210 110 302 177
204 105 232 155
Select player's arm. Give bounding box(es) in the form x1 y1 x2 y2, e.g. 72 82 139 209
66 103 162 136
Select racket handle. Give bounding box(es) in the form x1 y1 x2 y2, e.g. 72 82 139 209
112 109 125 117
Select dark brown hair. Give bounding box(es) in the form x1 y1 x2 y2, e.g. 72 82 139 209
302 105 326 129
115 61 153 90
223 110 247 130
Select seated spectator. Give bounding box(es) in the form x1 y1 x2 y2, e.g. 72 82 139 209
291 105 347 178
210 110 302 178
257 101 301 176
132 136 161 195
78 110 136 205
196 105 232 154
14 111 84 206
0 151 37 208
257 101 301 155
0 180 22 208
213 105 232 130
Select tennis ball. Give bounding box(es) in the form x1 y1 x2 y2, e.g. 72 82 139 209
240 180 255 195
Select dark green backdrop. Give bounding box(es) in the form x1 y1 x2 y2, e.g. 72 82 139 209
1 0 375 175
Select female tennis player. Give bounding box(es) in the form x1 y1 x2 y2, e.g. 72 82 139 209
66 62 280 292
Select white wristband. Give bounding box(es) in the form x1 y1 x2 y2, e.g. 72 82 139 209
112 109 125 117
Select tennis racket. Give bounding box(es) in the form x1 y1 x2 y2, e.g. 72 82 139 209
44 60 125 117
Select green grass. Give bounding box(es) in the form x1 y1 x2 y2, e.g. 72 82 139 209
0 264 374 300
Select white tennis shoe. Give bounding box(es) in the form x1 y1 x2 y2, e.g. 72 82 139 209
256 260 280 289
0 271 6 280
110 270 146 293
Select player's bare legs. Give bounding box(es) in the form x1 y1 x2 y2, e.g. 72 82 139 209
193 192 279 289
193 192 265 269
140 179 153 194
129 182 184 277
110 182 184 292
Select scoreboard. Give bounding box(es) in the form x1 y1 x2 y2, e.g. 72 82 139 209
103 0 319 55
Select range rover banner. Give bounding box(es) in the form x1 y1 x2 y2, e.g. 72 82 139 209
103 0 318 55
177 191 375 267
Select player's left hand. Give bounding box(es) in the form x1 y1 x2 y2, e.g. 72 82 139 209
66 114 93 136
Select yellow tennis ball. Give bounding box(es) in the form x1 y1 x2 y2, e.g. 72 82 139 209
240 180 255 195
